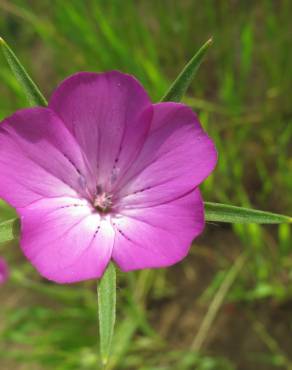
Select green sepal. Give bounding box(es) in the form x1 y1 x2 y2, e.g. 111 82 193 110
0 37 47 106
161 38 212 102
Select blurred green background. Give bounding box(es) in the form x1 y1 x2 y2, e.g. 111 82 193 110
0 1 291 369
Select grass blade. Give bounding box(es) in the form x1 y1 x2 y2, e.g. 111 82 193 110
0 37 47 106
97 262 116 367
109 318 137 370
205 202 292 224
0 218 19 244
161 38 213 102
190 252 247 353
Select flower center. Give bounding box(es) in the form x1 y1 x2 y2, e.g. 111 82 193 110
93 190 113 213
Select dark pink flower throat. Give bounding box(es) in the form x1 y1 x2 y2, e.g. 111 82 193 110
93 186 113 213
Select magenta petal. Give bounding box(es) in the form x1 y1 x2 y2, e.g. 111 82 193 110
20 198 115 283
0 257 9 284
0 108 94 208
115 102 217 207
112 189 204 271
49 71 152 188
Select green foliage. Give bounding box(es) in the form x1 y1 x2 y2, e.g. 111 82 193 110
0 218 19 244
0 1 291 370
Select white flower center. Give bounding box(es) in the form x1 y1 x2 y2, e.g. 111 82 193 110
93 191 113 213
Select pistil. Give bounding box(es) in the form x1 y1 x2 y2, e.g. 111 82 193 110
93 191 113 213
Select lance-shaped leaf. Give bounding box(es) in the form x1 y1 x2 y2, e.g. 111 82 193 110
0 37 47 106
161 38 213 102
204 202 292 224
0 218 20 244
97 262 116 366
1 201 290 248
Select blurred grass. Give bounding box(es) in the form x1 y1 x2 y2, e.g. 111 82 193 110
0 1 291 369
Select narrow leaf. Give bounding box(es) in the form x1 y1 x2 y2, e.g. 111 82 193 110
0 218 20 244
0 37 47 106
205 202 292 224
97 262 116 366
161 38 213 102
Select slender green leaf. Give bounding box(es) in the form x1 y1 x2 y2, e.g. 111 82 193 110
0 218 19 244
0 37 47 106
205 202 292 224
97 262 116 366
1 201 290 247
161 38 213 102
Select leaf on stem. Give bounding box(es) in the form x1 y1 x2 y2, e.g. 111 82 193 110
97 262 116 367
0 202 290 248
205 202 292 224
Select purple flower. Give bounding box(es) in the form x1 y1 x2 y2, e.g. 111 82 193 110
0 72 217 283
0 257 9 284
